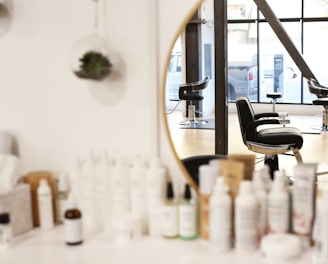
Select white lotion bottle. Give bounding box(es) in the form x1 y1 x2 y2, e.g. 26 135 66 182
37 179 55 230
209 177 231 252
147 157 166 236
111 157 130 216
235 180 258 252
179 183 197 240
252 170 268 240
129 156 148 235
268 171 289 234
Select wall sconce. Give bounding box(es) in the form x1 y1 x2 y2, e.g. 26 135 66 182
0 0 13 38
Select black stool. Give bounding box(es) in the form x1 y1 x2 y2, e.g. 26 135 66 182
266 92 282 112
313 97 328 131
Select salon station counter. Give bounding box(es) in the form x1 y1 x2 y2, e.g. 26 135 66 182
0 226 315 264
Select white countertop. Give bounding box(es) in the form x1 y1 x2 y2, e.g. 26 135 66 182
0 226 314 264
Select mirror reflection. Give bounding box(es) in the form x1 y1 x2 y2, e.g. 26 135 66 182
165 0 328 189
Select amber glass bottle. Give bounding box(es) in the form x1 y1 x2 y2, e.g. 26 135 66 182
64 193 83 246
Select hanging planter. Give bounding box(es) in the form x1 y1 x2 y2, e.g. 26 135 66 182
71 35 113 81
70 0 113 81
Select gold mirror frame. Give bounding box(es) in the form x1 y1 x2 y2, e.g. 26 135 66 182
161 0 203 195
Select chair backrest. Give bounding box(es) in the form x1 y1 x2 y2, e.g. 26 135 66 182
235 96 256 144
182 154 227 186
178 76 210 101
307 78 328 98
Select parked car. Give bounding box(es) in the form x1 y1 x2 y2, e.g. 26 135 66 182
227 61 258 100
166 52 258 101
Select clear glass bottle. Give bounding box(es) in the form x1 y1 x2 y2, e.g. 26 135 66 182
161 181 178 238
0 212 12 249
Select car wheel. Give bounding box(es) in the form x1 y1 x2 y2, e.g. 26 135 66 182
228 84 236 101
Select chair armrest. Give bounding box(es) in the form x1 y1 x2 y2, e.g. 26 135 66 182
246 118 280 132
254 112 279 119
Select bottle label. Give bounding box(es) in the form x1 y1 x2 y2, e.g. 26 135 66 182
65 218 83 244
161 205 178 237
179 204 197 238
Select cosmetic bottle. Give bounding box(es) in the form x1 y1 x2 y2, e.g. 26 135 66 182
129 156 148 234
235 180 258 252
96 150 112 231
37 179 55 230
56 172 69 224
199 164 215 240
82 150 98 231
64 193 83 246
161 181 178 238
0 212 12 249
111 157 130 215
69 156 84 212
259 165 272 192
179 183 197 240
252 170 268 241
209 177 231 252
313 186 328 263
146 157 166 236
267 171 289 234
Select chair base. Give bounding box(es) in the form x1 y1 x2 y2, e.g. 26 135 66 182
264 155 279 180
180 104 208 127
179 120 208 127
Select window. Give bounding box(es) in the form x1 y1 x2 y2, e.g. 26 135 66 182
228 0 328 104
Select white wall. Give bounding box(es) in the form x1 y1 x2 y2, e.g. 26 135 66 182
0 0 200 183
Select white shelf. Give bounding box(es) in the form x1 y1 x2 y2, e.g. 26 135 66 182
0 226 314 264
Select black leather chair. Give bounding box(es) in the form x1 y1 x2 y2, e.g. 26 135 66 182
307 78 328 132
178 76 210 127
235 96 303 178
181 154 227 187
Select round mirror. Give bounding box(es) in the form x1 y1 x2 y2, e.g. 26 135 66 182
162 0 217 194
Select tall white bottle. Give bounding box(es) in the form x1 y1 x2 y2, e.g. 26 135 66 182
209 177 231 252
111 157 130 216
252 171 268 240
129 156 148 234
146 157 166 236
235 180 258 252
96 150 112 231
37 179 55 230
69 156 84 212
82 150 98 231
267 171 289 234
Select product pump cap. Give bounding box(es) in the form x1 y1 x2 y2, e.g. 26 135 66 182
0 212 10 224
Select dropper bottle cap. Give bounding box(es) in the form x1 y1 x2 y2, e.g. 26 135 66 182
166 181 174 200
183 183 192 200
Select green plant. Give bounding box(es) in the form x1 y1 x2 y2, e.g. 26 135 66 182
75 51 112 80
